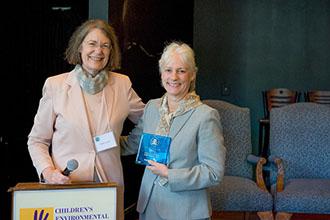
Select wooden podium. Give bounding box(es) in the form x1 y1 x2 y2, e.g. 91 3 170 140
8 182 117 220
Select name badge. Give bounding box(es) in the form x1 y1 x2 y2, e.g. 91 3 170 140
93 131 117 152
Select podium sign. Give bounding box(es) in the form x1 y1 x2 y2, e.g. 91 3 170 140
9 182 117 220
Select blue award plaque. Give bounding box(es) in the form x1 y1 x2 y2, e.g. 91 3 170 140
136 133 171 166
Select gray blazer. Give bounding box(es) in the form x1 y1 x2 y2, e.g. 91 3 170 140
126 98 226 219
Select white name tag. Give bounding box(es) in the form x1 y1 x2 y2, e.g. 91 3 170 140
93 131 117 152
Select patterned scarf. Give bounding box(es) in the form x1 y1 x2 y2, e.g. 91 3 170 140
156 91 202 135
75 65 109 95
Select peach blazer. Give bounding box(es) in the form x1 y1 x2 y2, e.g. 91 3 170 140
28 68 144 185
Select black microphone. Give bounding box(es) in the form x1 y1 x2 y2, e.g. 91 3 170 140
62 159 79 176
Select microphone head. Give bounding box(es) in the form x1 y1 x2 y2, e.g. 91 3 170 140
67 159 79 171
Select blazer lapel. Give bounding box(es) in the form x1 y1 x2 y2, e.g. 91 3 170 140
66 71 94 147
169 108 195 139
102 75 115 125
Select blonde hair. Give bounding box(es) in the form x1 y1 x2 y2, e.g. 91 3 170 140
159 41 198 92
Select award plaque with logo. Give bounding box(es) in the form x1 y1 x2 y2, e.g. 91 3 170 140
136 133 171 166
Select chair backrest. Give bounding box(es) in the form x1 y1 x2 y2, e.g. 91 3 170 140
203 99 252 179
263 88 300 118
269 102 330 182
304 90 330 105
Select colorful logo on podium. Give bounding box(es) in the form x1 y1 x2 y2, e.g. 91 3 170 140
20 208 54 220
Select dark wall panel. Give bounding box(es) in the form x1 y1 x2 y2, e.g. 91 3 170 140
194 0 330 151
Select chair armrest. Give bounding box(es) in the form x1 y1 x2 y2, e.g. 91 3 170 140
268 155 284 192
247 154 268 191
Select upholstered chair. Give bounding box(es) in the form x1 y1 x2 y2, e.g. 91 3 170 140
268 102 330 220
204 100 274 220
259 88 300 157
